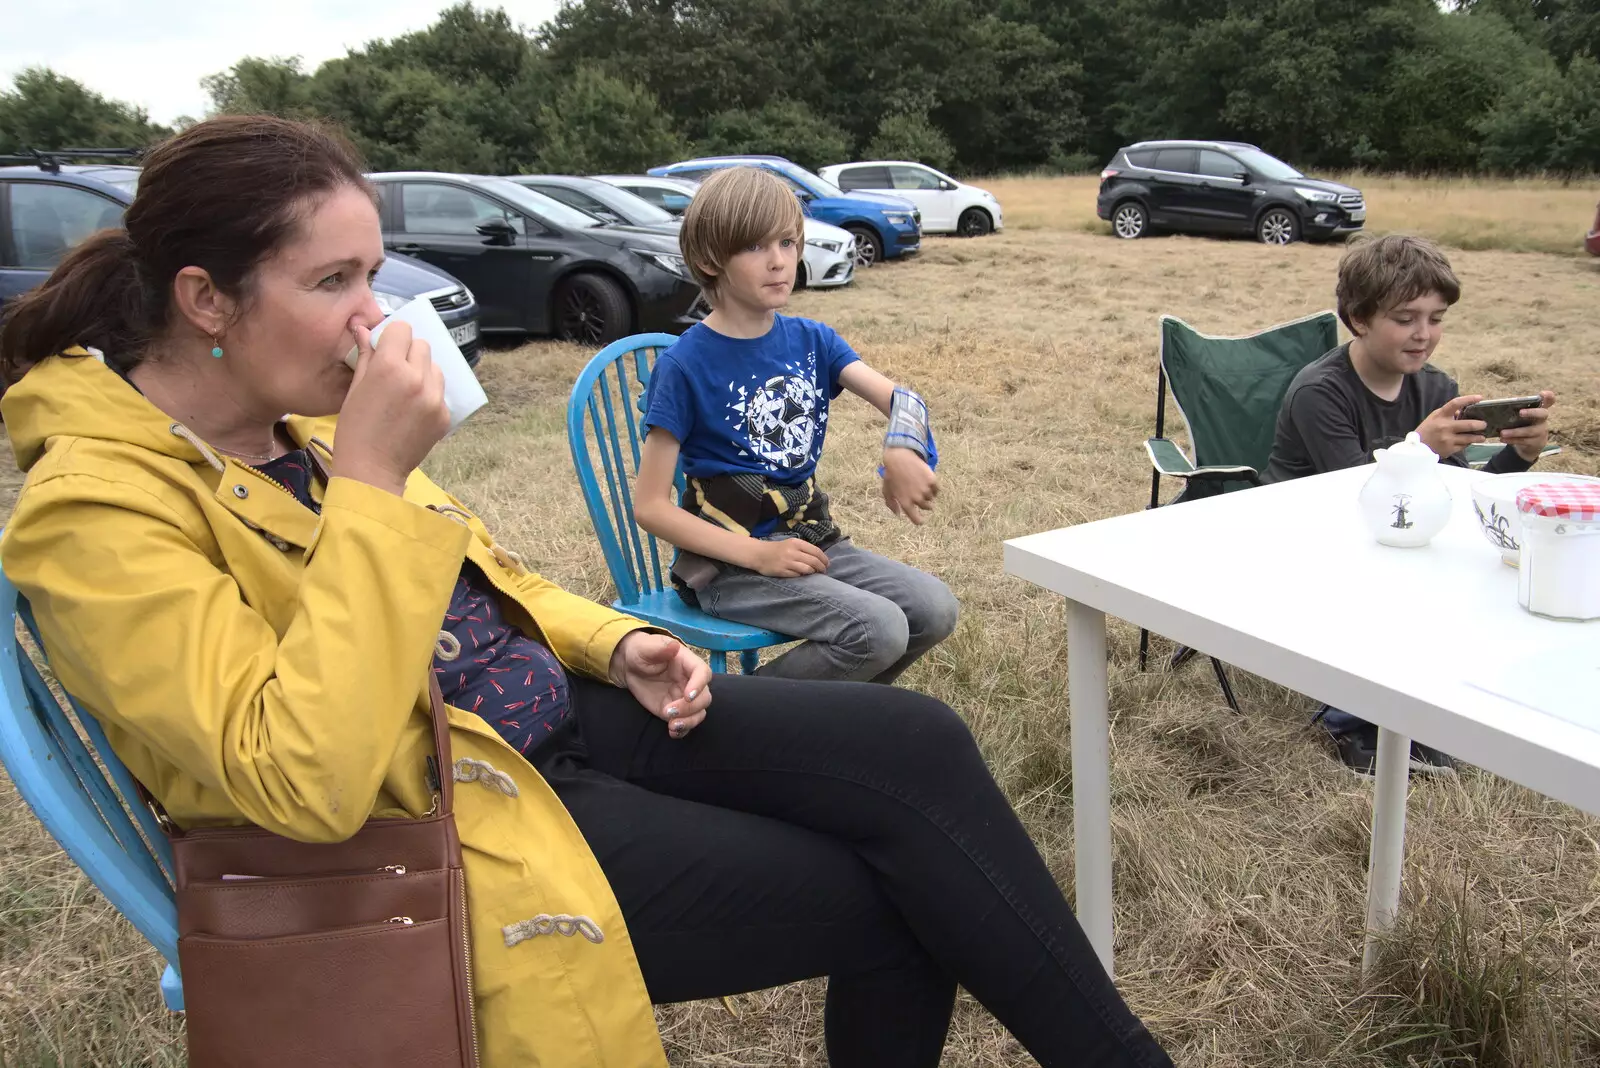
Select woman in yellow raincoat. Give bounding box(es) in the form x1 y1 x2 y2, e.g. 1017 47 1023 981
0 116 1174 1068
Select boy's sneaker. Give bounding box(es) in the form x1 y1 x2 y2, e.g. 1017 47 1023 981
1331 724 1458 778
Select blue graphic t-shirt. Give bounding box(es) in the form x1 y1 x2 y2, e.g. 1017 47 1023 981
642 315 860 486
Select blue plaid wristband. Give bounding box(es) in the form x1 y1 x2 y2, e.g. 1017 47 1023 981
878 387 937 476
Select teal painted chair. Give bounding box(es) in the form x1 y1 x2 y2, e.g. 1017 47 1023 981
567 334 790 673
0 562 184 1012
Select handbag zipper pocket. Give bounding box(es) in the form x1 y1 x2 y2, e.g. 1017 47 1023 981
212 863 408 882
179 866 452 941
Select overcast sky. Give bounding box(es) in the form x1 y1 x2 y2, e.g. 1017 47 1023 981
1 0 565 124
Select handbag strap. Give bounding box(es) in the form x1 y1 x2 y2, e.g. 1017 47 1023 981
427 671 455 815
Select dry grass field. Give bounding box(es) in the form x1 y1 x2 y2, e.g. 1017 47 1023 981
3 176 1599 1066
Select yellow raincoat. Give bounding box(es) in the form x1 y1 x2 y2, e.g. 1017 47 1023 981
2 352 669 1066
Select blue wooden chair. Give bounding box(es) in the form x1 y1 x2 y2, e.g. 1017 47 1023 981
567 333 790 673
0 564 185 1011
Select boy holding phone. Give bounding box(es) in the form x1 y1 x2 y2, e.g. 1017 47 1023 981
1263 234 1556 774
1264 234 1554 485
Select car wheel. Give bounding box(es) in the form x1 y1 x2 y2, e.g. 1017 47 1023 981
957 208 993 237
555 273 631 346
846 226 882 268
1112 201 1148 239
795 261 808 290
1257 208 1299 246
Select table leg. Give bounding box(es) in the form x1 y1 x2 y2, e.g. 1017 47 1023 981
1066 599 1114 979
1361 726 1410 980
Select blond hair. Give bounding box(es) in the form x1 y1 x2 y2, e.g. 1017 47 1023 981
679 167 805 305
1335 234 1461 332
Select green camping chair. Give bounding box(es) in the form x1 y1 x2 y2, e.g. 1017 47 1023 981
1138 311 1341 709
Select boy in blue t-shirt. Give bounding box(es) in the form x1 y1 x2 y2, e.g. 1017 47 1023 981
634 166 957 683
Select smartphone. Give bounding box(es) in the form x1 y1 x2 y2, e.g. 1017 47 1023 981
1458 395 1542 437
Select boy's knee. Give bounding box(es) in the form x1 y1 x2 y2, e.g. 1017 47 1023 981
908 581 959 643
837 601 910 676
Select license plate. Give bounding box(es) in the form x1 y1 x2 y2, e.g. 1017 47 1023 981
1348 209 1366 222
450 322 479 345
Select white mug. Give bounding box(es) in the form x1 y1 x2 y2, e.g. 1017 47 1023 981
345 297 487 434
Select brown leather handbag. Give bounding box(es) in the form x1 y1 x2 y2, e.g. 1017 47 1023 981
164 676 478 1067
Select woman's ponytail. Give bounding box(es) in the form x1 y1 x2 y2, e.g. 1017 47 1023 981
0 229 148 385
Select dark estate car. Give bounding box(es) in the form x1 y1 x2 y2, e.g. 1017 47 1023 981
0 154 483 364
368 172 703 346
1097 140 1366 245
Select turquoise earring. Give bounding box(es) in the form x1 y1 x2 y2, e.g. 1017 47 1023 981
210 338 224 359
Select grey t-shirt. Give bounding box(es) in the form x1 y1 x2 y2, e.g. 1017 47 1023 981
1262 344 1532 484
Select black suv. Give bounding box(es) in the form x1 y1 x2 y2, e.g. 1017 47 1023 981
1096 140 1365 245
368 172 704 346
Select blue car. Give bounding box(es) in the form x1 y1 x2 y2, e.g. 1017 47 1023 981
649 155 921 267
1 153 484 365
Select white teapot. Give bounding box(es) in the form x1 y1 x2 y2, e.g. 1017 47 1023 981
1357 432 1453 547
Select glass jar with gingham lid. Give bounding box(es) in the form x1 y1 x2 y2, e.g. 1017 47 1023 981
1515 482 1600 621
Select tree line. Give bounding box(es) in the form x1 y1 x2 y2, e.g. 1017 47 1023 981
3 0 1597 178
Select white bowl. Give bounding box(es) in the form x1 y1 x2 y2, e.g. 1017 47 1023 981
1471 471 1600 566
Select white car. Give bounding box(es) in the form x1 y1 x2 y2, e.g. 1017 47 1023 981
592 175 856 289
818 161 1003 237
794 218 856 289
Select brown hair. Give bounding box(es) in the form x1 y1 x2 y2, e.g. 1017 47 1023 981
679 167 805 305
0 114 372 385
1335 233 1461 333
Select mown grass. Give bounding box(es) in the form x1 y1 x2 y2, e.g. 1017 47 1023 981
3 175 1598 1066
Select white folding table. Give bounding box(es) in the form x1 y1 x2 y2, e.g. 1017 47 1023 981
1004 464 1600 979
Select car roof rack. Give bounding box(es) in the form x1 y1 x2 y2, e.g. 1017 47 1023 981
0 147 144 174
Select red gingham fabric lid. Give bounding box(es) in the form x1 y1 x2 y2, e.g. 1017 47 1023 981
1516 482 1600 521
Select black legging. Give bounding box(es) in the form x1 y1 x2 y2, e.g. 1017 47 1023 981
531 675 1174 1068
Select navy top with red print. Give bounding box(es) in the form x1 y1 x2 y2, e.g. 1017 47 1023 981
256 449 572 757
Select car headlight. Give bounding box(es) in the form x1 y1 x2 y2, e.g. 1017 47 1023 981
981 190 997 202
373 290 406 315
884 213 912 225
632 249 689 278
806 238 843 253
1293 188 1338 203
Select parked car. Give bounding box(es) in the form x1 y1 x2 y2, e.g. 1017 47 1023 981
568 174 856 290
510 174 682 231
367 172 704 346
1587 200 1600 256
819 161 1003 237
1 153 484 364
592 174 699 217
1095 140 1365 245
649 156 921 268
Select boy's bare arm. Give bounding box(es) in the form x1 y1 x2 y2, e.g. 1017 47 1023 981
633 429 829 575
837 362 896 416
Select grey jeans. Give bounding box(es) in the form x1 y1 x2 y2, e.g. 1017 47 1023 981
699 538 959 683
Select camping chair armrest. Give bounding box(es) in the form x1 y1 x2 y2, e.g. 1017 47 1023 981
1146 439 1260 485
1145 437 1195 477
1462 442 1562 470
